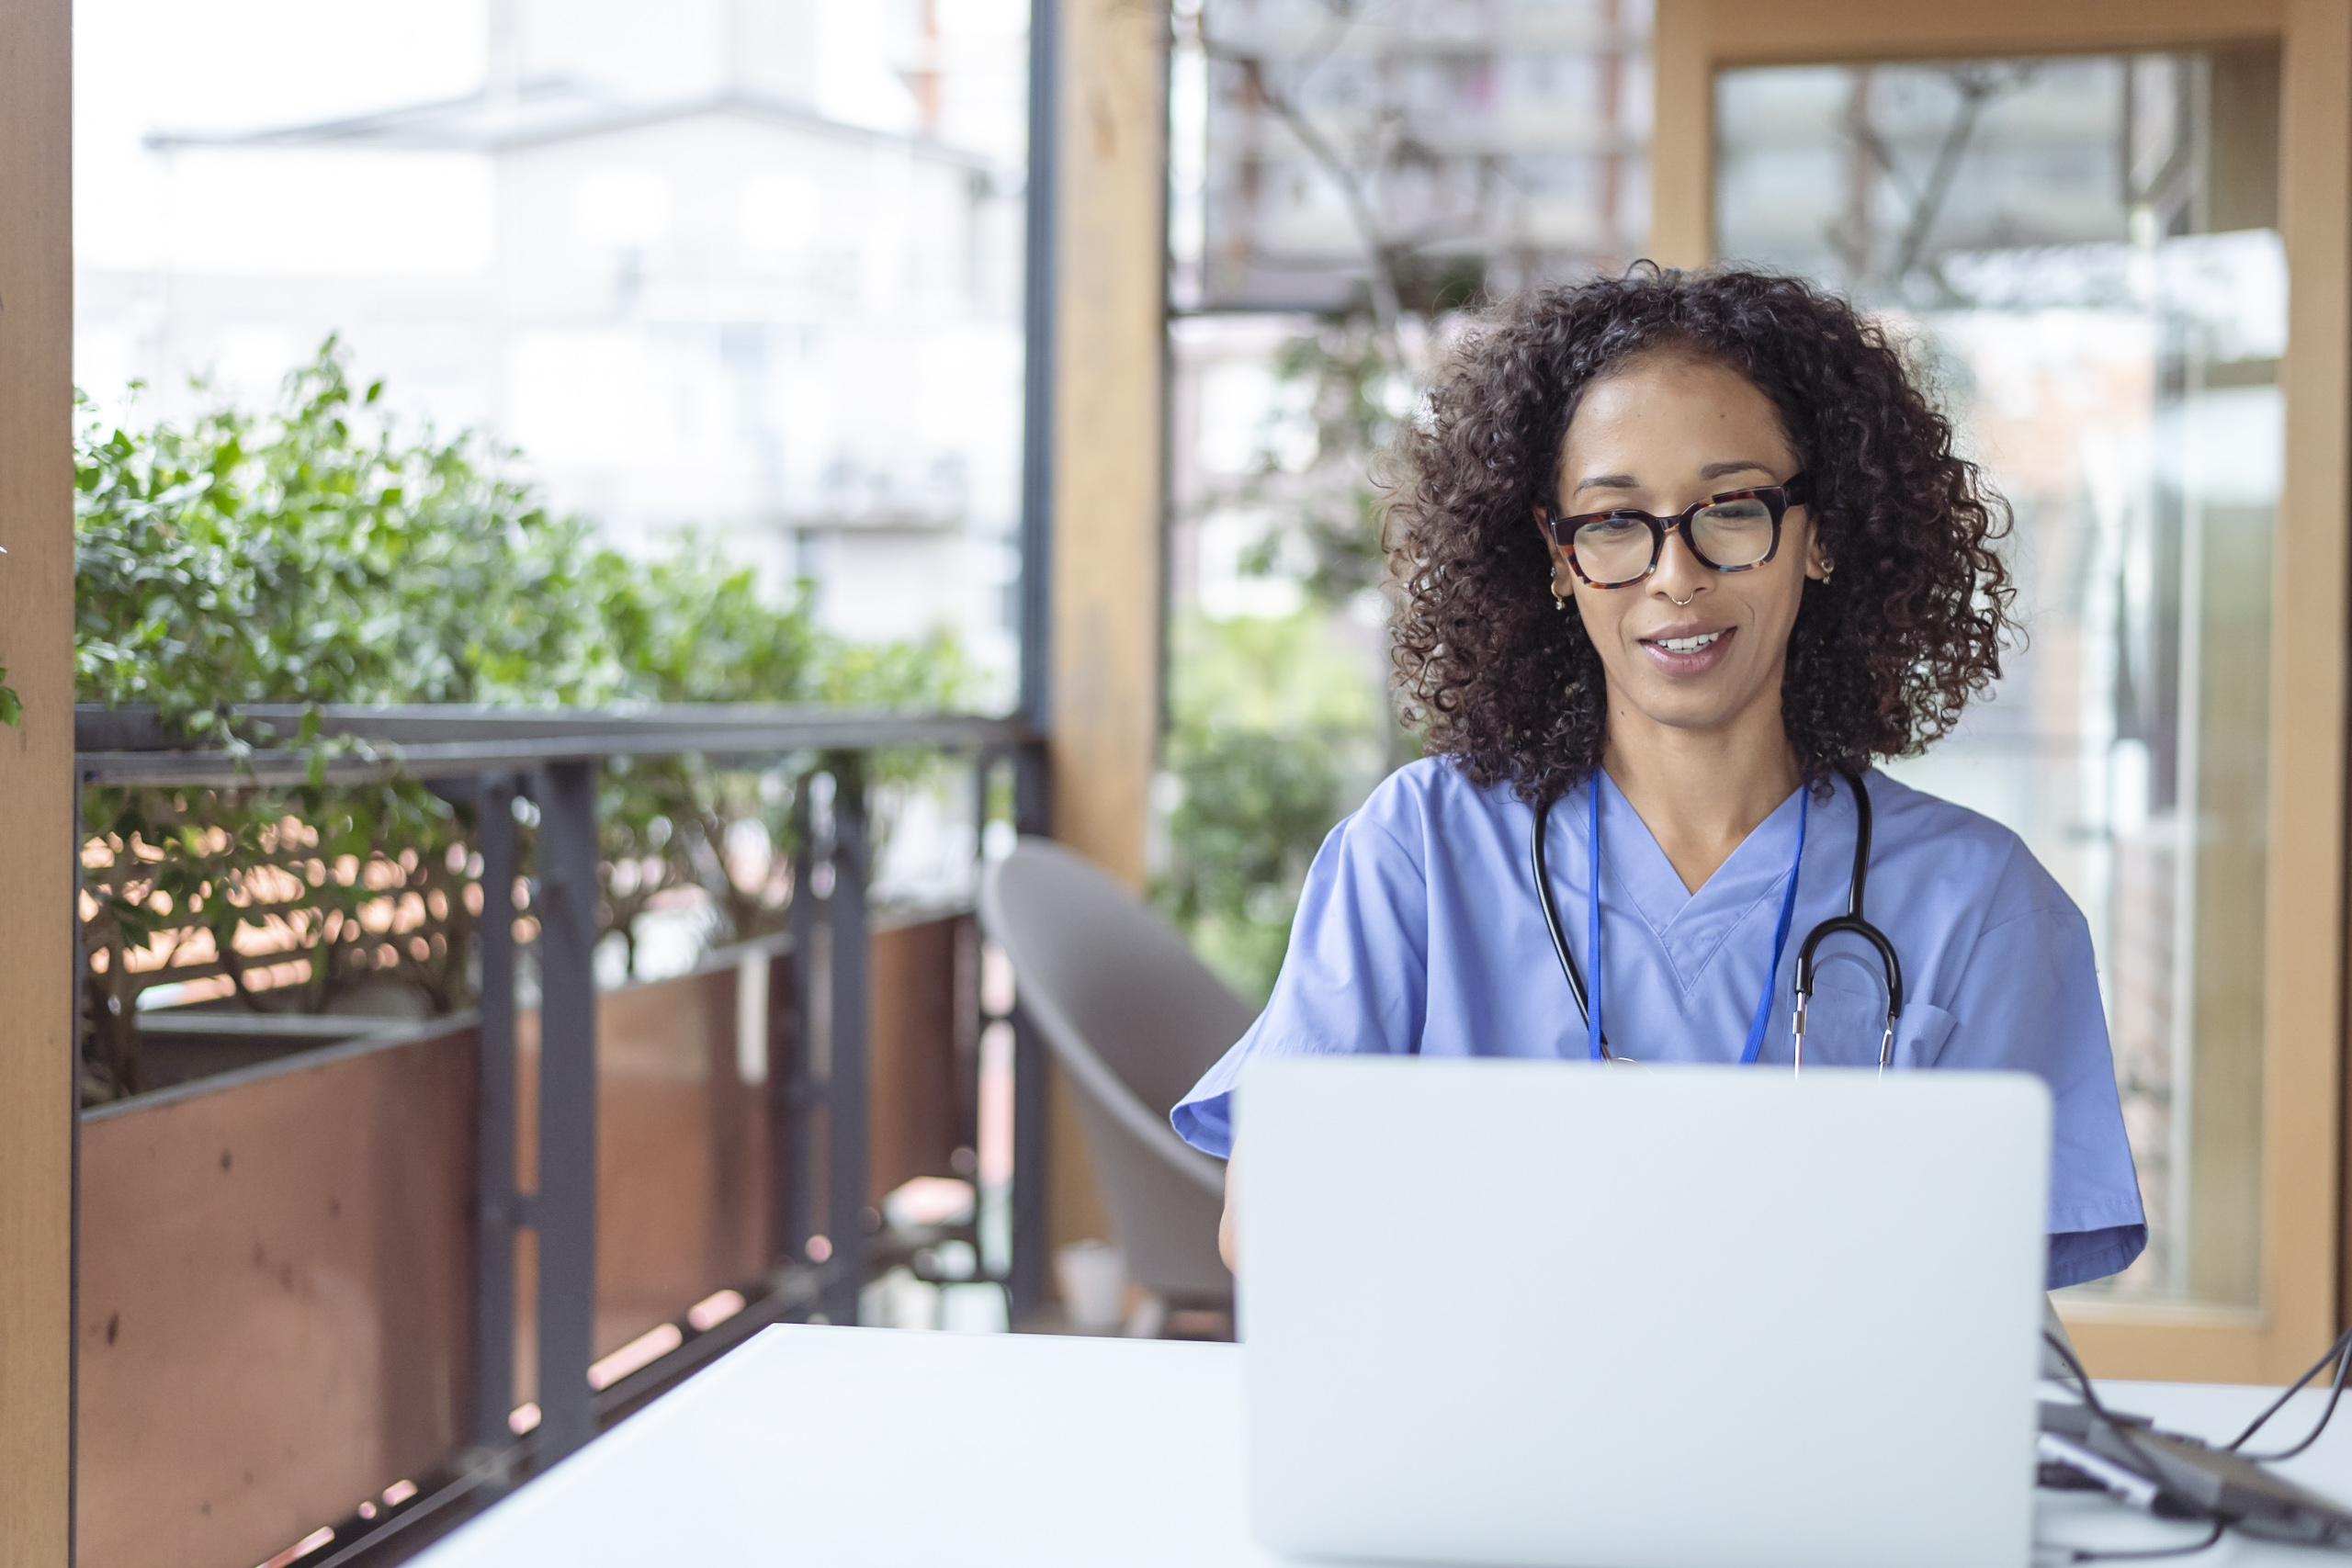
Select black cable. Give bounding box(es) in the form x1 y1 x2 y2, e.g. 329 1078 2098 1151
2041 1331 2217 1518
2043 1331 2167 1453
2239 1325 2352 1461
2226 1320 2352 1453
2039 1319 2352 1561
2040 1520 2226 1562
2038 1331 2232 1562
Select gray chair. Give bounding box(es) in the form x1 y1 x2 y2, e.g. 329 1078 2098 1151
978 837 1251 1313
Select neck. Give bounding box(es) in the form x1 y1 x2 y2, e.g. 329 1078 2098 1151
1600 694 1802 895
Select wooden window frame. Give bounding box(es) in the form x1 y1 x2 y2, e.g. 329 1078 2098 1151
0 0 77 1557
1651 0 2352 1383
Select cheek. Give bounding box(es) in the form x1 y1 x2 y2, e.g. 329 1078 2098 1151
1567 584 1623 641
1736 571 1810 646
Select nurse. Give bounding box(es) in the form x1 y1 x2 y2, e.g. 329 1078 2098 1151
1172 266 2147 1290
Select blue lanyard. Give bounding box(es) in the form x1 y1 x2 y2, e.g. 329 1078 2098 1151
1586 781 1810 1064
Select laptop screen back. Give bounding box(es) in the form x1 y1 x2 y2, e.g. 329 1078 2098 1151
1238 1058 2051 1568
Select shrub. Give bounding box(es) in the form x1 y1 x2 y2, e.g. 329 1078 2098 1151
76 342 964 1099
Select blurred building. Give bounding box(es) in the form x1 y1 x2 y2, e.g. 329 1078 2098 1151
1187 0 1650 315
74 0 1031 700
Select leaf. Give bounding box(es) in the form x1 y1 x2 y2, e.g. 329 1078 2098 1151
73 335 973 1070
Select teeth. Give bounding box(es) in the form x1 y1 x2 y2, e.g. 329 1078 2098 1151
1657 632 1722 654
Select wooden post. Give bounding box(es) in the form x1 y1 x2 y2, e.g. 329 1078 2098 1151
1046 0 1169 1258
0 0 79 1556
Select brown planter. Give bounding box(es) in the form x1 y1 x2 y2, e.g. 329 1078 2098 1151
74 912 971 1568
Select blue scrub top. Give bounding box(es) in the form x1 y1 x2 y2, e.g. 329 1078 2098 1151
1171 757 2148 1291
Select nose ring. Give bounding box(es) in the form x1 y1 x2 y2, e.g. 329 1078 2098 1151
1670 592 1695 607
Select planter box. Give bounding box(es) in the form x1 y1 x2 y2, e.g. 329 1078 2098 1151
75 912 973 1568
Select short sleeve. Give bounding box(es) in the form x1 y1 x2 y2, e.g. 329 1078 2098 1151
1938 901 2147 1289
1169 806 1430 1157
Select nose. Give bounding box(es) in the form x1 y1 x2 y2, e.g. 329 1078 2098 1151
1650 528 1709 603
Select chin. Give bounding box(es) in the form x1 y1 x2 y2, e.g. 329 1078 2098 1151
1621 679 1758 735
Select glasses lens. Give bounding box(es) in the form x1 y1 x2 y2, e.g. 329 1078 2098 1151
1690 497 1776 568
1571 514 1655 582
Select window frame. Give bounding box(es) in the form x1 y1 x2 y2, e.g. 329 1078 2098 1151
1651 0 2352 1383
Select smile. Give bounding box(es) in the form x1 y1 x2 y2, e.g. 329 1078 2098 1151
1636 624 1736 674
1655 632 1723 654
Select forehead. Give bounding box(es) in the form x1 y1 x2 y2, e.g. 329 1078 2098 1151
1559 352 1792 463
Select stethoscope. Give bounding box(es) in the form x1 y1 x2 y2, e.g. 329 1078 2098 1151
1530 766 1905 1073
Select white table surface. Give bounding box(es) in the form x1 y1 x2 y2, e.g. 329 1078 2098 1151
413 1324 2352 1567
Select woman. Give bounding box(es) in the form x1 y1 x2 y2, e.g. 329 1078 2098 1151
1173 266 2145 1290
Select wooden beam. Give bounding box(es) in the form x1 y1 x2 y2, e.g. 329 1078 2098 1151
0 0 79 1557
2270 0 2352 1382
1647 2 1713 271
1048 0 1167 893
1045 0 1169 1264
1702 0 2283 66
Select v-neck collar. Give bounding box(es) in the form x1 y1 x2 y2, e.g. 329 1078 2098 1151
1594 772 1816 994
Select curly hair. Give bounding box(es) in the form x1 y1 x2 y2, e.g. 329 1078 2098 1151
1385 265 2015 803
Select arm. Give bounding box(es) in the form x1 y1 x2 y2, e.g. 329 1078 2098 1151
1219 1142 1240 1273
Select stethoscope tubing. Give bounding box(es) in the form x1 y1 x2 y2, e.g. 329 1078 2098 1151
1530 765 1905 1071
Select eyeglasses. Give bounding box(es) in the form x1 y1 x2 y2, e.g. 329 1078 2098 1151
1541 473 1810 590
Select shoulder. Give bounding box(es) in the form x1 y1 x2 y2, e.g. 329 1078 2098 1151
1860 769 2083 934
1348 755 1526 852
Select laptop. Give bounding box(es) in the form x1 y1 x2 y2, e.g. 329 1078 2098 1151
1237 1057 2052 1568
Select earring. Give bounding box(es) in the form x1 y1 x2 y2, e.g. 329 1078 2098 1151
1820 556 1837 582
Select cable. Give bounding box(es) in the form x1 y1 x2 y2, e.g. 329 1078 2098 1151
2038 1332 2231 1562
2039 1322 2352 1562
2043 1332 2169 1458
2239 1325 2352 1462
2226 1320 2352 1455
2039 1520 2226 1562
2041 1331 2216 1519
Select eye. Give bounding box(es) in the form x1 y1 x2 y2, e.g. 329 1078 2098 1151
1574 513 1648 542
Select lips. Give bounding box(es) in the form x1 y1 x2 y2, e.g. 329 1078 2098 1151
1637 624 1736 675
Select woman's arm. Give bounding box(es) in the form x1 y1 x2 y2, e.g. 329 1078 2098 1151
1219 1143 1240 1273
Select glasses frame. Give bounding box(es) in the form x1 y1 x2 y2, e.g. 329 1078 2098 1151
1541 472 1812 590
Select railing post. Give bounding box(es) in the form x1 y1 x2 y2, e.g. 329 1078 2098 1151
470 772 520 1451
822 753 871 1325
533 761 599 1460
779 771 820 1269
1008 741 1053 1321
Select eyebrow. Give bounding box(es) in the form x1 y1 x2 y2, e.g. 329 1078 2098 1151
1572 459 1778 493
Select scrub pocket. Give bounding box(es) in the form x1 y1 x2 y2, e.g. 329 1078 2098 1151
1796 967 1958 1070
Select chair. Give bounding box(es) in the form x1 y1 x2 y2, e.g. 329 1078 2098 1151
978 838 1252 1318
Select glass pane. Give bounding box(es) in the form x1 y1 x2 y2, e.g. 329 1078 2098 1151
1716 51 2283 1303
74 0 1032 714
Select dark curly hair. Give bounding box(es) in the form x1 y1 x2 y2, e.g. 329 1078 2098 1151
1385 265 2016 803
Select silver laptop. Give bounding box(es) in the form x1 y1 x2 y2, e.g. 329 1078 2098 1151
1238 1057 2052 1568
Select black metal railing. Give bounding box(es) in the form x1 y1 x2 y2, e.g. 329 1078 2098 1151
74 703 1050 1466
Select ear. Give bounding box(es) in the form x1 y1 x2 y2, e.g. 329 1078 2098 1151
1535 510 1575 592
1800 513 1831 583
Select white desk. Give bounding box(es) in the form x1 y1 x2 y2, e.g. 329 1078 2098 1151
413 1325 2352 1566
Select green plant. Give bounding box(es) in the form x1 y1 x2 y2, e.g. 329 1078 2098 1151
75 341 967 1100
1156 300 1420 1002
1153 611 1386 1003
